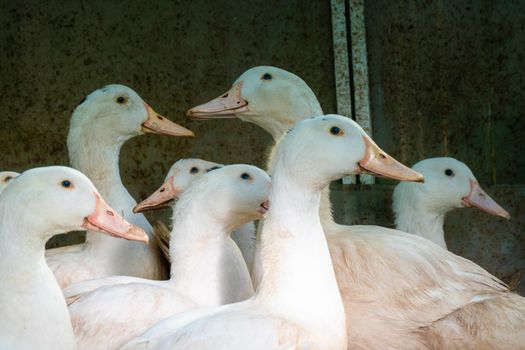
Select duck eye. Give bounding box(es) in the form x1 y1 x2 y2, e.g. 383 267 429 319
61 180 72 189
189 167 199 174
261 73 272 81
116 96 127 104
206 166 221 172
240 173 251 180
330 126 343 136
445 169 454 177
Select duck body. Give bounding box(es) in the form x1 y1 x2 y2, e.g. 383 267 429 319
65 164 268 350
330 225 525 349
188 66 525 349
46 85 193 288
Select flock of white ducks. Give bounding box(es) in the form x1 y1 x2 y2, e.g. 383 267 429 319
0 66 522 349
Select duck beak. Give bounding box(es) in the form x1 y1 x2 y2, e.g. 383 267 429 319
133 176 181 213
358 135 425 183
259 200 270 215
187 82 249 120
82 193 149 243
142 103 194 137
462 180 510 219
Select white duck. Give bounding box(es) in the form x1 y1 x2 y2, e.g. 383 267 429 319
0 166 147 350
187 66 525 349
64 164 270 350
121 115 424 350
45 84 193 288
0 171 19 193
393 157 510 249
137 159 258 271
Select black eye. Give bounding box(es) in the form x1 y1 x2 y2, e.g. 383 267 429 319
445 169 454 177
116 96 127 104
261 73 272 81
4 176 13 182
189 167 199 174
61 180 72 188
206 166 222 172
330 126 343 135
240 173 251 180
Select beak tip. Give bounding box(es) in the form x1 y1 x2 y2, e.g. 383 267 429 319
133 205 145 214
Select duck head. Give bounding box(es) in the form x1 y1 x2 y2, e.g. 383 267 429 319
174 164 271 231
274 115 424 188
70 84 193 142
1 166 149 243
187 66 322 139
133 158 222 213
395 157 510 219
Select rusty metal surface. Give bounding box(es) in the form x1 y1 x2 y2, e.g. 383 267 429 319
0 0 336 247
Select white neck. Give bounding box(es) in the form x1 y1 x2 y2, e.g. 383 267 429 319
266 138 337 230
168 202 253 305
254 164 346 342
0 204 76 349
67 124 150 253
393 185 448 249
265 99 323 141
0 211 48 280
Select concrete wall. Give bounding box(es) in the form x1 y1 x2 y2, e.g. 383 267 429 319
0 1 523 293
360 0 524 293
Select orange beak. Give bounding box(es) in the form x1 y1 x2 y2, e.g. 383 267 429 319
462 180 510 219
133 176 181 213
358 135 425 183
82 193 149 243
142 103 194 137
187 82 249 120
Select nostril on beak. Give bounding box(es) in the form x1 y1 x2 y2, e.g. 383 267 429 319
160 188 166 192
222 93 229 98
106 210 114 216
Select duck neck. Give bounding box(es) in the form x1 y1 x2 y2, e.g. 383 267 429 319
168 203 250 305
393 185 447 249
0 205 49 280
266 139 336 232
255 166 345 330
67 127 134 249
